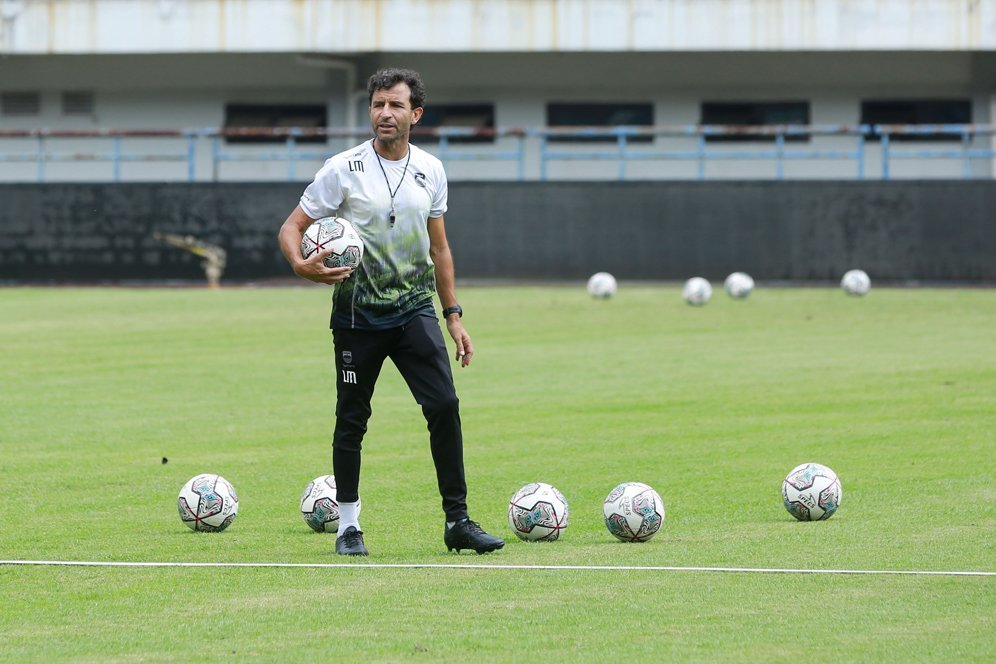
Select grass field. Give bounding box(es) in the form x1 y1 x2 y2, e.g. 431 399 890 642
0 284 993 662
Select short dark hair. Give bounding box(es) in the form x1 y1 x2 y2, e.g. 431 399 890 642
367 68 426 110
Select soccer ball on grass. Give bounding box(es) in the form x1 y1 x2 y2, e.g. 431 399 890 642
682 277 712 305
300 474 361 533
508 482 570 541
301 217 364 269
586 272 617 298
724 272 755 299
782 463 842 521
603 482 665 542
177 473 239 532
840 269 870 296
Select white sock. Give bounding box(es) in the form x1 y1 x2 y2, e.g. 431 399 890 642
338 501 360 536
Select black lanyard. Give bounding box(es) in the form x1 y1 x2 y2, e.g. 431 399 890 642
372 139 411 227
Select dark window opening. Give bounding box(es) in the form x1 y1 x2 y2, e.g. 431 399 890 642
861 99 972 141
224 104 327 144
2 92 41 116
700 101 810 142
546 102 654 143
62 91 94 116
414 103 495 144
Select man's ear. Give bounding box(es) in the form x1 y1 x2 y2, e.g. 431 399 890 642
411 106 424 126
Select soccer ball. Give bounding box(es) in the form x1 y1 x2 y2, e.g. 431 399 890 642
724 272 755 299
840 269 870 296
507 482 569 541
301 216 364 269
586 272 617 298
177 473 239 532
603 482 665 542
682 277 712 305
782 463 842 521
300 475 361 533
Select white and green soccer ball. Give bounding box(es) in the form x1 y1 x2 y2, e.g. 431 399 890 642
840 269 871 296
301 216 364 269
603 482 665 542
682 277 712 305
508 482 569 541
586 272 617 299
782 463 842 521
178 473 239 532
724 272 755 299
300 474 361 533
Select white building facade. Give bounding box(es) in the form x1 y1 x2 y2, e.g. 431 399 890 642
0 0 994 181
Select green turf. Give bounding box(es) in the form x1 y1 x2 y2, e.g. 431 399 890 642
0 285 993 661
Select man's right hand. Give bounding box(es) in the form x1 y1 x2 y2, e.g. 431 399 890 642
294 248 353 285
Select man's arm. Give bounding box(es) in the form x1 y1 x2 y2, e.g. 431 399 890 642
428 215 473 367
278 205 352 285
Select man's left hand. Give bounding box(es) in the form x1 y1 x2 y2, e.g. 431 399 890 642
446 318 474 367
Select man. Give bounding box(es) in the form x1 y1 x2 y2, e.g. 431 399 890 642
278 68 504 557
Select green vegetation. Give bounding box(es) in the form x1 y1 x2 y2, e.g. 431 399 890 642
1 285 993 662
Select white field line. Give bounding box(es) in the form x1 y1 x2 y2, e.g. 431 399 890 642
0 560 993 577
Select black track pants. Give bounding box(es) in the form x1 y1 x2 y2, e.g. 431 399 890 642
331 315 468 521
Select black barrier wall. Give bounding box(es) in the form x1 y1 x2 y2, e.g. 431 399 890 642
0 181 993 282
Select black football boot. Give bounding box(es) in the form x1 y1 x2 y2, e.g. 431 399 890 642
444 519 505 554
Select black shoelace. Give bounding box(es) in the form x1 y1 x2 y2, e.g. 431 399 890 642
461 520 484 533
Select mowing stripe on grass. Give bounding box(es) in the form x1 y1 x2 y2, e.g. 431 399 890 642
1 560 993 577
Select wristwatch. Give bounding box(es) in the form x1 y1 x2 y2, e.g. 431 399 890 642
441 305 463 319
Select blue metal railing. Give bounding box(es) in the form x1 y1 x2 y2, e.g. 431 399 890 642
0 124 992 182
537 125 875 180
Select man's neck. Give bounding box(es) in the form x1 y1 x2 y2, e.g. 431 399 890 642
372 137 410 161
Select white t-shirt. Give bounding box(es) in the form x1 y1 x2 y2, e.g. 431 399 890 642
300 140 448 329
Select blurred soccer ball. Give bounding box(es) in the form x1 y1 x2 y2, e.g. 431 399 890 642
603 482 665 542
586 272 617 299
508 482 570 541
782 463 842 521
724 272 755 299
840 269 870 296
682 277 712 305
301 216 364 269
300 474 361 533
177 473 239 532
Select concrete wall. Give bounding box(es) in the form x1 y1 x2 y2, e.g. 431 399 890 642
1 181 992 283
2 0 993 54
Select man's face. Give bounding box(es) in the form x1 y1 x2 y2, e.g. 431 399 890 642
369 82 423 145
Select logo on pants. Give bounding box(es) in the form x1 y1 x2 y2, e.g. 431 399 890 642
342 370 357 384
342 350 352 364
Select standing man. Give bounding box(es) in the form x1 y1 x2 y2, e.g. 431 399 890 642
278 68 504 557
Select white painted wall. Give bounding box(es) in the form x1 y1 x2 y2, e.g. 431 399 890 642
1 0 993 54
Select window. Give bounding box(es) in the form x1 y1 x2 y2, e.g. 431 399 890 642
414 103 495 144
223 104 327 144
861 99 971 141
1 92 41 116
700 101 810 142
546 102 654 143
62 91 94 116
